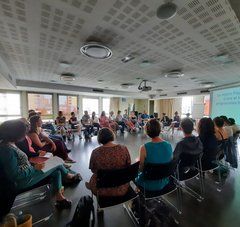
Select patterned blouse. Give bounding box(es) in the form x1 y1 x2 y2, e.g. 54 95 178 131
89 144 131 196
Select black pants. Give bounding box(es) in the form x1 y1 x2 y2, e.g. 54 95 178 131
118 121 125 132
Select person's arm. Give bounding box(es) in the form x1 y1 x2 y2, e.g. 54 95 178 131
15 139 39 158
89 150 97 173
173 143 181 160
139 145 146 171
28 133 46 148
40 133 56 151
1 147 36 181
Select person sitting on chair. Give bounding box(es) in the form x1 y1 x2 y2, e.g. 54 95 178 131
174 118 202 161
135 119 173 191
161 113 171 127
0 120 81 210
86 128 131 196
81 110 93 137
198 117 218 164
91 111 100 133
69 112 82 139
168 111 181 134
55 111 70 140
115 110 125 133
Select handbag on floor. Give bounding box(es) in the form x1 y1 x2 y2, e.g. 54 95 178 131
2 213 32 227
66 195 95 227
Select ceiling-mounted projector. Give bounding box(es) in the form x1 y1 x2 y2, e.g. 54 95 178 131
138 80 152 92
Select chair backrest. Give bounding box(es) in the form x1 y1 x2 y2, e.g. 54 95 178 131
96 162 139 188
142 160 177 180
178 152 202 169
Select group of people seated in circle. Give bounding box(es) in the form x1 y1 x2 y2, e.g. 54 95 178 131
52 109 156 140
1 107 239 220
86 114 240 197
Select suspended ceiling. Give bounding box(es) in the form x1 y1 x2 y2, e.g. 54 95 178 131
0 0 240 98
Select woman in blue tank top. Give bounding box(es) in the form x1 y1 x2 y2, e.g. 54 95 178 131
135 119 173 191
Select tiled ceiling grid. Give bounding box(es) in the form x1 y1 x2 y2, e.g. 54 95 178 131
0 0 240 95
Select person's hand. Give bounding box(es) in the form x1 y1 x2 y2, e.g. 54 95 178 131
34 163 45 171
51 142 56 152
39 150 46 156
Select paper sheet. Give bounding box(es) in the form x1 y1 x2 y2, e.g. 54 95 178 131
41 156 64 173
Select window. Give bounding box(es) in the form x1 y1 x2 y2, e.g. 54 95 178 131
0 92 21 122
181 96 193 118
204 95 210 117
28 93 53 119
58 95 78 119
102 98 110 116
82 98 99 115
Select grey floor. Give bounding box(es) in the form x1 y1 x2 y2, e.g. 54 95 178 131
37 131 240 227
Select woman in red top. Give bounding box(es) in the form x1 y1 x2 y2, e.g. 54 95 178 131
99 111 111 128
86 128 131 196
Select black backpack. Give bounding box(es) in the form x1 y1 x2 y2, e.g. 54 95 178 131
67 195 95 227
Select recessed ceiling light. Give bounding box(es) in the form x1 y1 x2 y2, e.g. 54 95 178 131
121 54 135 63
155 89 163 92
157 2 177 20
59 61 71 68
190 77 197 80
174 85 178 87
121 83 134 88
140 60 152 67
104 86 109 89
60 73 75 81
80 42 112 59
97 79 104 83
164 70 184 78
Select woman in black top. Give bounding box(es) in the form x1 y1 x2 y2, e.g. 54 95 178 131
198 117 218 163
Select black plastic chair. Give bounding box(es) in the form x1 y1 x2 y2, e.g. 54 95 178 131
174 152 204 202
0 176 53 225
138 160 181 214
95 162 140 211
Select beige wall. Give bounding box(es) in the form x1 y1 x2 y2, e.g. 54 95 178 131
134 99 149 113
110 97 120 114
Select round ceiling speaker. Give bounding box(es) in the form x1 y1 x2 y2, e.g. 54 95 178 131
80 42 112 59
157 2 177 20
164 70 184 78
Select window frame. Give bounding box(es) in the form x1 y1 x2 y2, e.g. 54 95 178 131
57 94 79 118
0 91 22 120
82 97 99 116
27 92 53 119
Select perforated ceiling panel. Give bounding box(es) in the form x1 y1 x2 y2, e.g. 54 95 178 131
0 0 240 96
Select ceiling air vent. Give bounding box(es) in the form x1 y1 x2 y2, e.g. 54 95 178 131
80 42 112 59
164 70 184 78
200 90 210 93
92 88 104 93
177 92 187 95
60 73 75 81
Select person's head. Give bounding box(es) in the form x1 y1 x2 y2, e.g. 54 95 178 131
228 118 236 126
131 111 135 115
174 111 178 116
28 109 35 114
97 128 115 145
143 110 147 114
84 110 88 115
28 111 38 119
58 111 63 117
71 112 75 117
186 113 190 117
29 115 42 132
92 111 96 117
146 119 161 138
162 113 166 116
19 118 30 133
110 111 114 116
117 110 121 115
154 113 158 118
198 117 215 138
124 109 127 114
213 117 224 128
0 120 26 143
101 111 106 117
181 118 194 135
